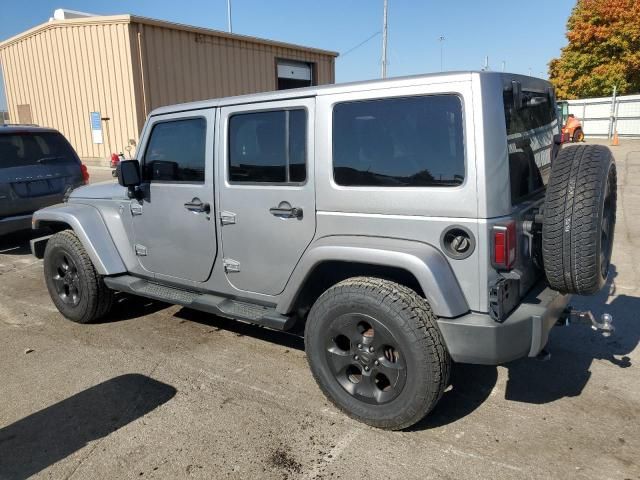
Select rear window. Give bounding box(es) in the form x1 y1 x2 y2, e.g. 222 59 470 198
503 88 556 204
0 132 78 169
333 95 465 187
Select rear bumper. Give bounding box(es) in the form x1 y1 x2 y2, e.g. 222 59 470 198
437 282 570 365
0 214 32 236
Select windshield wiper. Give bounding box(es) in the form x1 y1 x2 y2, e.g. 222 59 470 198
35 156 66 164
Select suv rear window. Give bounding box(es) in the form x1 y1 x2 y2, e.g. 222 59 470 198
0 131 78 169
503 87 556 204
333 95 465 187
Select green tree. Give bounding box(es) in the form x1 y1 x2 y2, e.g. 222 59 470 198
549 0 640 99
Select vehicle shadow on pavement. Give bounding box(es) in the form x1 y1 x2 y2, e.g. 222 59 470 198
174 308 305 351
0 230 46 256
504 265 639 404
0 374 176 480
411 265 639 430
100 293 171 323
409 364 499 431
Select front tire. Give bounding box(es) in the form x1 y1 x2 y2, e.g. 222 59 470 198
43 230 114 323
305 277 450 430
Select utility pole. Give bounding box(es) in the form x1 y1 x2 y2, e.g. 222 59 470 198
227 0 233 33
381 0 389 78
438 35 445 71
501 60 506 72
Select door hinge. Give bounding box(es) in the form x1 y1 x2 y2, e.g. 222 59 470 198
130 202 143 216
220 211 236 225
223 258 240 273
134 244 148 256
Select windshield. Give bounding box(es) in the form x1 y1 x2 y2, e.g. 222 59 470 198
0 131 78 169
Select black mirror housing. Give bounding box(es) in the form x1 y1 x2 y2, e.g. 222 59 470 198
117 159 141 188
117 160 142 198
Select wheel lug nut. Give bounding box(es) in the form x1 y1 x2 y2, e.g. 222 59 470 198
364 366 370 371
369 346 374 353
354 355 359 360
374 360 379 366
357 344 362 349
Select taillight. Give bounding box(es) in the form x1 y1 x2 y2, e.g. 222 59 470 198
80 163 90 184
492 222 517 270
110 153 120 168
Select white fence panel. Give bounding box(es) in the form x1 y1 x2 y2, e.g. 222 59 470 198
565 93 640 138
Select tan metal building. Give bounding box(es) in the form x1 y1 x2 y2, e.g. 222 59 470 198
0 14 337 159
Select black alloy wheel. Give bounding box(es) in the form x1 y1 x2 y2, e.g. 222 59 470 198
326 312 407 405
50 250 82 306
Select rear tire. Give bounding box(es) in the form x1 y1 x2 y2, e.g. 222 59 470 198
305 277 450 430
572 128 585 142
43 230 114 323
542 145 617 295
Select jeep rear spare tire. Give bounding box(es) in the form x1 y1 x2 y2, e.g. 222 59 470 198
305 277 450 430
542 144 617 295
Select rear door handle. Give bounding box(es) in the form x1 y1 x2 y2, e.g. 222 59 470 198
184 198 211 214
269 206 303 219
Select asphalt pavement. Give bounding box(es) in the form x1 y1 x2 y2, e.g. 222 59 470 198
0 142 638 479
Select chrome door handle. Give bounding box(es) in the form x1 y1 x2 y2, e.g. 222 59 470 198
184 198 211 214
269 206 303 219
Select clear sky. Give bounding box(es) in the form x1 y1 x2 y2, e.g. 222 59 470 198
0 0 576 111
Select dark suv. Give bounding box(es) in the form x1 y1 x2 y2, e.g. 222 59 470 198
0 125 88 235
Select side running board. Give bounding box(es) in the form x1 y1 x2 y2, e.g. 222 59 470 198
103 275 295 331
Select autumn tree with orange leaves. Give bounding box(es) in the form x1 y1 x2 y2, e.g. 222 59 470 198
549 0 640 99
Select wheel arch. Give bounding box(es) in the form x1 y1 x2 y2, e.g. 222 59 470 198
277 236 469 318
32 204 126 275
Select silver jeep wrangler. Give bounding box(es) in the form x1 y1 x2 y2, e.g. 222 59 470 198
31 72 617 430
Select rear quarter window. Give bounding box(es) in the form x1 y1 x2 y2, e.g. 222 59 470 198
503 88 557 204
332 95 465 187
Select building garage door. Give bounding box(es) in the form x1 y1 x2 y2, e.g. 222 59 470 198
277 60 313 90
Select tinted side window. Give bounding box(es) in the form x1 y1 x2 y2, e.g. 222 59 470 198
503 89 555 204
228 109 306 183
503 90 556 135
333 95 464 187
143 118 206 183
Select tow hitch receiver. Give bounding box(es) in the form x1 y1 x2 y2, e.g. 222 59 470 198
558 307 615 337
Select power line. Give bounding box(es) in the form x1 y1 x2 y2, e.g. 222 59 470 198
337 31 382 59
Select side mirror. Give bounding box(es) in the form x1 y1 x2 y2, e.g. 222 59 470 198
116 159 141 197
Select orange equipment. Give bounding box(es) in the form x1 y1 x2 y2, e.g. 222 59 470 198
557 101 584 143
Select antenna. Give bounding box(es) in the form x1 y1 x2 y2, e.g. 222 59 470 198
227 0 233 33
381 0 389 78
438 35 446 71
482 56 489 71
501 61 506 72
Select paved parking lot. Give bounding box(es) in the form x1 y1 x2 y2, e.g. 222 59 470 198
1 143 639 480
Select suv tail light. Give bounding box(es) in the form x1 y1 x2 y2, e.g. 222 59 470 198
80 163 90 184
492 222 517 270
110 153 120 168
